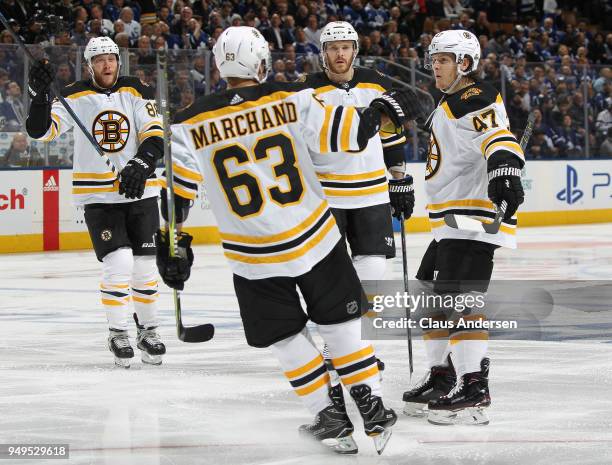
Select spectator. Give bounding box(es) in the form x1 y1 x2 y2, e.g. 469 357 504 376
172 6 193 36
90 3 115 35
303 14 321 48
552 114 584 157
71 20 89 46
600 127 612 156
366 0 389 31
182 18 209 49
1 133 44 167
342 0 368 33
596 102 612 142
528 128 558 158
263 14 292 51
119 7 142 43
444 0 464 19
0 81 24 131
114 32 130 49
56 63 74 88
294 27 319 56
105 0 126 23
135 35 156 65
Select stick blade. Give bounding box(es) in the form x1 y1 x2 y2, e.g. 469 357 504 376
179 323 215 343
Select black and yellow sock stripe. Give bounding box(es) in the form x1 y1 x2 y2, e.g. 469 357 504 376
284 354 330 397
332 345 379 386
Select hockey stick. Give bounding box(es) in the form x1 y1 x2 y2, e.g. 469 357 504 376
0 11 119 178
443 111 536 234
157 50 214 343
399 212 414 380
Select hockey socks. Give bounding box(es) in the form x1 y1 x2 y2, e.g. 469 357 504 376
270 328 332 415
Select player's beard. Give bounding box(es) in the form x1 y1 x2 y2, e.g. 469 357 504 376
92 67 119 89
328 58 351 76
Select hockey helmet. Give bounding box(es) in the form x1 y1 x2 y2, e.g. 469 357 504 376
84 36 121 68
319 21 359 70
425 29 481 75
213 27 271 83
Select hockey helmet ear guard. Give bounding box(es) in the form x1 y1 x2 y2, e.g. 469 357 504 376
213 27 271 83
425 29 480 75
319 21 359 71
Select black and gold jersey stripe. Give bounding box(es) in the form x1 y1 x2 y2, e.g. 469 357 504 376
60 76 156 100
441 80 500 119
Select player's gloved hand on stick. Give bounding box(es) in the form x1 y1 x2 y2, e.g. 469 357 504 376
28 60 54 104
155 229 194 290
487 155 524 219
388 175 415 220
119 151 157 199
370 87 432 127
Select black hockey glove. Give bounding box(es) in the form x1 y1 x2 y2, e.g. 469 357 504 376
388 175 415 220
370 87 431 127
119 151 157 199
28 60 54 104
487 154 525 220
155 229 194 290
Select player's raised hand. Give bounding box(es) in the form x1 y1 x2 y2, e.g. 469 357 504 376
28 60 54 104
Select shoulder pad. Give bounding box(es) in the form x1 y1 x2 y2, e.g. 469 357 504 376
353 67 392 90
444 81 500 119
60 79 92 98
115 76 156 99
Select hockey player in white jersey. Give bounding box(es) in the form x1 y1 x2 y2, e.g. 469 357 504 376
303 21 417 376
402 30 525 425
156 26 425 454
25 37 166 368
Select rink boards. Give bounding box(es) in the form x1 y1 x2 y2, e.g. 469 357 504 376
1 160 611 253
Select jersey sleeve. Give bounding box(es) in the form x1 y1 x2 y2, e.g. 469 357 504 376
33 99 75 142
469 101 525 163
163 123 204 200
132 85 164 144
295 90 365 154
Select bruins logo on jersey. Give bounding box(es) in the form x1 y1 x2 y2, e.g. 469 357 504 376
461 87 482 100
425 130 441 180
92 110 130 153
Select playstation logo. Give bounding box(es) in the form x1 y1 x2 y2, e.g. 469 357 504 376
556 165 584 205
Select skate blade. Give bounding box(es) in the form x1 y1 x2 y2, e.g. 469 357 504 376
428 407 489 426
368 427 393 455
321 435 358 455
113 357 131 369
403 402 427 417
141 351 163 365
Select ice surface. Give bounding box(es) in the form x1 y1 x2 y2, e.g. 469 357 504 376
1 224 611 465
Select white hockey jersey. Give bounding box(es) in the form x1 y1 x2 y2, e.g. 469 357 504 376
425 81 524 248
169 82 371 279
303 68 407 209
34 76 163 205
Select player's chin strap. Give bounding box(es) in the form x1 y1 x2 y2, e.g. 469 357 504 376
441 65 467 94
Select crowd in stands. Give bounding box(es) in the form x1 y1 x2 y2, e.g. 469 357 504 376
2 0 612 165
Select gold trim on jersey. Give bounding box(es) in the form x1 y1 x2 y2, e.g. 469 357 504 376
172 163 204 182
220 200 328 245
340 107 355 151
72 178 160 195
428 217 516 235
223 213 336 264
427 199 495 211
322 184 388 197
158 178 196 200
313 83 386 95
73 171 116 180
441 101 455 119
182 91 296 125
65 87 145 100
38 114 61 142
485 140 524 159
316 169 386 181
479 129 515 153
319 105 333 153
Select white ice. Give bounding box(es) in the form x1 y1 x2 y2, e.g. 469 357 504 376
1 224 611 465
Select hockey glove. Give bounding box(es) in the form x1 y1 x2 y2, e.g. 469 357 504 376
487 154 524 220
119 151 157 199
155 229 194 290
388 175 415 220
28 60 54 104
370 87 431 127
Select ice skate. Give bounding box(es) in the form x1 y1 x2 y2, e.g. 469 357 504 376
428 358 491 426
136 326 166 365
108 329 134 368
349 384 397 455
299 384 358 454
403 361 456 417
